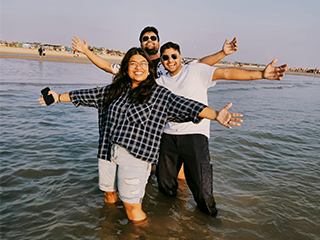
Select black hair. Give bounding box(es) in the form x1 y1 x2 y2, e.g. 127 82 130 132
139 26 160 43
160 42 181 56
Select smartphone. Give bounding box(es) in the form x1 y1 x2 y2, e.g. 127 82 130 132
41 87 55 106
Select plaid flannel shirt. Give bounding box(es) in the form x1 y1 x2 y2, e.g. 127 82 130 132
69 84 206 164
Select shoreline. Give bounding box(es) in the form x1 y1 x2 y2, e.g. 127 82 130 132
0 46 122 64
1 46 319 77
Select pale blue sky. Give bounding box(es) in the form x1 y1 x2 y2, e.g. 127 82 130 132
1 0 319 68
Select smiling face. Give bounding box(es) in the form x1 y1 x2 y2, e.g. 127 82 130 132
160 48 182 76
128 54 149 88
140 31 160 56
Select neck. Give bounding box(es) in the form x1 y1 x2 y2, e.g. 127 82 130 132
131 83 139 89
149 53 160 61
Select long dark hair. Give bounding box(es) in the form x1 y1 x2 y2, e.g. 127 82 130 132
104 47 155 106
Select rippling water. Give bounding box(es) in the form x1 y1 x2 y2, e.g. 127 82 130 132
1 58 320 240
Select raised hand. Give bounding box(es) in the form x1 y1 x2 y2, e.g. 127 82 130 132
38 90 59 106
222 37 238 55
263 58 288 80
71 35 88 54
216 103 243 129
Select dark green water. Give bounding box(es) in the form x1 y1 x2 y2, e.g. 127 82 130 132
1 58 319 240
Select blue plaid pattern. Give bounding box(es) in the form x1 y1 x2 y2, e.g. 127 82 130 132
69 84 206 164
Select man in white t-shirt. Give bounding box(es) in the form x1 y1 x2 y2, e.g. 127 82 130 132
156 42 287 216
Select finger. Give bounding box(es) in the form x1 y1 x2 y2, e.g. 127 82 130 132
223 103 233 111
278 73 285 80
231 113 244 118
230 118 243 123
222 123 232 129
48 91 57 101
38 98 46 105
269 58 277 67
225 37 229 44
229 121 241 127
74 35 80 41
84 39 87 45
278 67 287 72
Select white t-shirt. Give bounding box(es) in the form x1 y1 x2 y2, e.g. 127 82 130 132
156 63 217 138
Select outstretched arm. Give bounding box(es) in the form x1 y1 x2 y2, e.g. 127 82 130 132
198 103 243 129
199 37 238 66
38 90 71 106
212 58 287 81
71 36 116 74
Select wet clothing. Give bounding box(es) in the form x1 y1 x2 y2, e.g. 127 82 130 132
99 144 152 204
156 133 217 215
155 63 218 215
69 84 206 164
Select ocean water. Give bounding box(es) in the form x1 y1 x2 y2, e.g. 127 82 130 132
1 58 319 240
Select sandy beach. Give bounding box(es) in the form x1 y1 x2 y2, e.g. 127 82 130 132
1 46 318 77
0 46 122 64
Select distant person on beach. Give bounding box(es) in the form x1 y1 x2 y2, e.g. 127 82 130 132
38 47 244 222
155 41 287 215
38 46 43 58
42 47 46 58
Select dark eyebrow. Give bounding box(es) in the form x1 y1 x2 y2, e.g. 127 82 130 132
130 60 148 63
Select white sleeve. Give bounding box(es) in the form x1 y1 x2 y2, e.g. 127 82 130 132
111 63 120 74
194 63 217 88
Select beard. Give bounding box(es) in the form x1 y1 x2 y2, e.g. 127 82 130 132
144 46 158 55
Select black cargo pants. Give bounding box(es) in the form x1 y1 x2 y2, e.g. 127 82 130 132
156 133 218 216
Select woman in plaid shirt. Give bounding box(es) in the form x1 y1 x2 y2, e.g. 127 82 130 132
38 47 243 222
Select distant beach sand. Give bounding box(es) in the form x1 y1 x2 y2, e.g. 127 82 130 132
1 46 318 77
0 46 122 64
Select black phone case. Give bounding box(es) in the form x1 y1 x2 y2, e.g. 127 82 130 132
41 87 55 106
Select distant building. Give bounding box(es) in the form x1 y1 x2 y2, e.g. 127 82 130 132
21 42 41 49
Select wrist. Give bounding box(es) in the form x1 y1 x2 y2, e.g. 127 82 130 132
213 110 218 121
221 49 227 56
58 94 61 102
84 47 92 56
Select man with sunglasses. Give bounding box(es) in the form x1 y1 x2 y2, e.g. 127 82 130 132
71 26 238 78
155 41 287 216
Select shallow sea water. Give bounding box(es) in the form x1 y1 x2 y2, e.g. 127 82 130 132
1 58 320 240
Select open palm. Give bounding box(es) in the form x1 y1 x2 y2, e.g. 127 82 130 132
263 59 288 80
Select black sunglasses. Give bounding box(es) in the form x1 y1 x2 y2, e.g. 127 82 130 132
142 36 157 42
161 53 179 61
